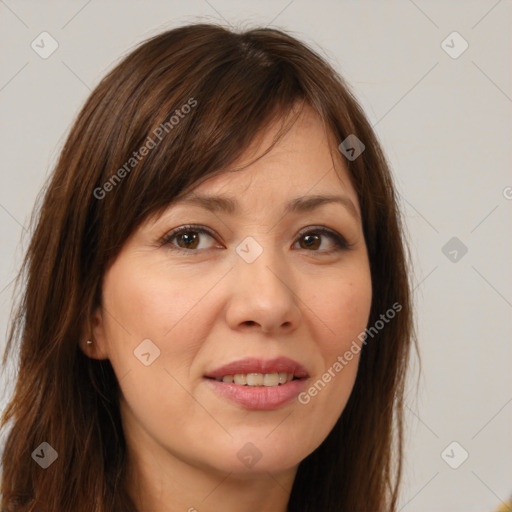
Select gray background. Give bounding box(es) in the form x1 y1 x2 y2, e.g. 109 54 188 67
1 1 511 510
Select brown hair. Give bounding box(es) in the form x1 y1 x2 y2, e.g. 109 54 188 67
1 23 415 511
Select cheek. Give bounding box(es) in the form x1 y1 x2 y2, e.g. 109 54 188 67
100 260 214 429
294 268 371 446
103 257 213 345
313 268 373 355
101 256 226 392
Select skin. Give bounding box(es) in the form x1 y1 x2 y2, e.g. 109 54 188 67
81 105 372 512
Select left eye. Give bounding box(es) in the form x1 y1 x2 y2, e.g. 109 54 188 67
160 225 350 254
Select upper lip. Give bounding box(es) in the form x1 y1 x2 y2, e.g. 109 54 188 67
204 357 310 379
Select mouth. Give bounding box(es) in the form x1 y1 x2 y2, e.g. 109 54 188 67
206 372 300 387
203 357 309 410
204 356 309 383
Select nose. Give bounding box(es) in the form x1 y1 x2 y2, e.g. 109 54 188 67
224 243 302 335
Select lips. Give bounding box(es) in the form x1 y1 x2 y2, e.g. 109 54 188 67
203 357 310 410
204 356 310 380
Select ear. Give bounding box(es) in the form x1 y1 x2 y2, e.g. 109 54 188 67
79 306 109 360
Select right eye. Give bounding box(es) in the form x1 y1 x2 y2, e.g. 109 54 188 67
160 225 222 254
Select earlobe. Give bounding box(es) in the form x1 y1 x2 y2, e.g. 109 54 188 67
79 307 109 360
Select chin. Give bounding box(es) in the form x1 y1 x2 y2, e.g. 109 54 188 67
198 436 312 476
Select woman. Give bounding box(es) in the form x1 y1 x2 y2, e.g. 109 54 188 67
1 23 414 511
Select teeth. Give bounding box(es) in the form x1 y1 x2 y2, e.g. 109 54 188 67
233 374 247 385
263 373 279 387
278 372 288 384
246 373 263 386
215 372 295 386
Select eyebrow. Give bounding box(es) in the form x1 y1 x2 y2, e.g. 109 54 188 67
173 192 360 221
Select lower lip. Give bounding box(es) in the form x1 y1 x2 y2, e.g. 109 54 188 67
204 378 307 410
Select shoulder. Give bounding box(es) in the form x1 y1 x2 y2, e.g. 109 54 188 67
493 496 512 512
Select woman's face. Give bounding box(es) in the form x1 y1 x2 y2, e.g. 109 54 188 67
87 106 372 479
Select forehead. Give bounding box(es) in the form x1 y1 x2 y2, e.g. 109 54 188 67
181 106 359 214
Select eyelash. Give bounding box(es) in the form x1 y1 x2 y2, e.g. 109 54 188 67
159 224 352 255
